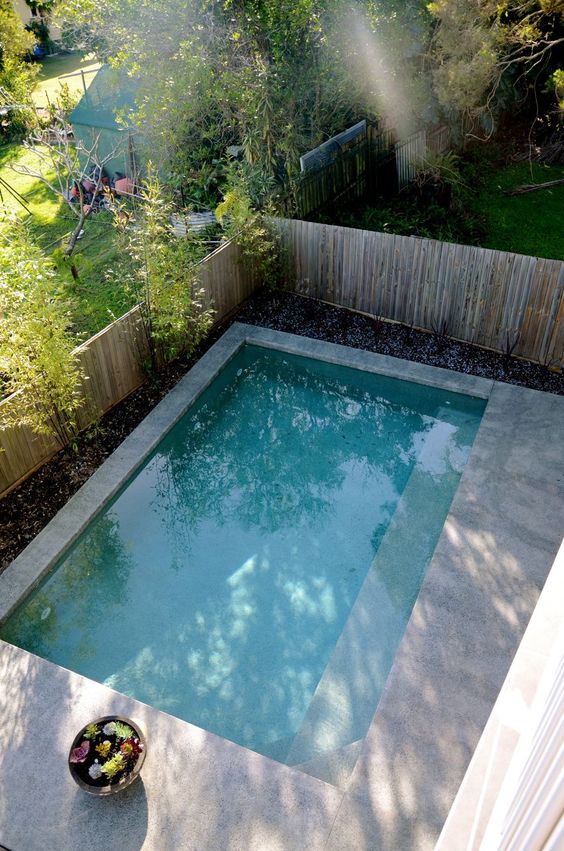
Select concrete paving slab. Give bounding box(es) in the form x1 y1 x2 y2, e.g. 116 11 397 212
325 785 443 851
0 641 343 851
293 739 363 788
467 381 564 487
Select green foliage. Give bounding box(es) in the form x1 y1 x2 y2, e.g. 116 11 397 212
44 81 80 123
0 2 38 140
413 150 463 195
332 150 564 260
0 1 35 65
26 17 53 51
335 194 484 245
546 68 564 111
0 57 38 140
216 167 285 288
100 752 125 779
112 721 133 739
114 164 214 370
0 216 84 445
56 0 433 201
83 723 99 740
25 1 56 13
59 17 109 56
0 143 135 339
428 1 564 132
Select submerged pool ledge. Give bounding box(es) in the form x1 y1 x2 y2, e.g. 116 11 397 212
0 324 562 851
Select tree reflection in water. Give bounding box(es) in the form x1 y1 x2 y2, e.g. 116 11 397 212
0 347 485 761
1 513 135 679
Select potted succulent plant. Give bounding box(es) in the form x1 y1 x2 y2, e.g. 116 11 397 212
68 715 146 795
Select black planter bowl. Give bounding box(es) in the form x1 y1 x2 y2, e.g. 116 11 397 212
68 715 146 796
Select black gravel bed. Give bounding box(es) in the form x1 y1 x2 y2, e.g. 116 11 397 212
1 288 562 573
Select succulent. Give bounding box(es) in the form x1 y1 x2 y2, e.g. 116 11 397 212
70 718 144 788
95 740 112 758
88 762 103 780
100 753 126 779
69 741 90 764
83 724 99 741
112 722 134 740
120 737 143 759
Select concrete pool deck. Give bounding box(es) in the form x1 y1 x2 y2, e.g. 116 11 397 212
0 324 563 850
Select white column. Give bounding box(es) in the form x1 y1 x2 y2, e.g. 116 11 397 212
480 626 564 851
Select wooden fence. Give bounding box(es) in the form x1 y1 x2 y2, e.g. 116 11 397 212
3 219 562 498
288 122 450 217
0 239 257 498
274 218 564 368
395 129 427 190
286 140 371 219
395 126 451 190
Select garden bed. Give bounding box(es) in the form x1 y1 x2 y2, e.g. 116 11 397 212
0 288 561 573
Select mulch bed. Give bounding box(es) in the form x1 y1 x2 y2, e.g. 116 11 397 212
1 288 562 573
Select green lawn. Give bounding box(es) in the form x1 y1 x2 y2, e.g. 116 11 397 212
330 158 564 261
476 161 564 260
32 51 101 110
0 144 135 340
0 53 135 341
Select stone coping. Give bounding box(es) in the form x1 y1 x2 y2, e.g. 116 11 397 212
1 324 562 851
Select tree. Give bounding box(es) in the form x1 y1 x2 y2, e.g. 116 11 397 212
114 164 214 370
428 1 564 135
11 117 124 255
0 0 35 62
0 217 83 446
0 0 38 140
215 164 284 287
55 0 431 198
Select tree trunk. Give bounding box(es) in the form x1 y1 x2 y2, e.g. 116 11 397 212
504 178 564 196
64 211 87 255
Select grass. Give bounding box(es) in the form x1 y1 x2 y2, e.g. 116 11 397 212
0 143 135 340
32 51 101 110
476 161 564 260
330 157 564 261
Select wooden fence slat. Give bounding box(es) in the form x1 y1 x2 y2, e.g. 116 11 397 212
275 218 563 369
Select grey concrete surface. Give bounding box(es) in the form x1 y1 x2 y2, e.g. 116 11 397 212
0 641 343 851
0 324 562 850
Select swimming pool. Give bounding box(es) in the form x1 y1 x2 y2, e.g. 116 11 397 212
0 338 485 776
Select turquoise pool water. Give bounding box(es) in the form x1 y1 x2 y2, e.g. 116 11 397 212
1 345 485 771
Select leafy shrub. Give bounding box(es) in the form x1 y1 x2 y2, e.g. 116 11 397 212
0 217 83 445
